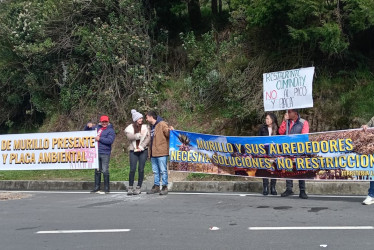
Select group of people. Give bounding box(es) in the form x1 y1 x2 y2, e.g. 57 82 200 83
259 109 309 199
260 110 374 205
85 110 173 196
84 108 374 205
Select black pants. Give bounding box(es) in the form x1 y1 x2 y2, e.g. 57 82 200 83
286 180 305 191
129 149 148 187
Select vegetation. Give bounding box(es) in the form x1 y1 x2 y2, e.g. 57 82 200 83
0 0 374 179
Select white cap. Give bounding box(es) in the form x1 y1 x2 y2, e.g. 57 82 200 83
131 109 143 122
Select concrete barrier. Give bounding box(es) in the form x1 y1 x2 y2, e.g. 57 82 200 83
0 180 369 195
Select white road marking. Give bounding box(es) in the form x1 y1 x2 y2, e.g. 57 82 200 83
249 226 374 230
36 229 131 234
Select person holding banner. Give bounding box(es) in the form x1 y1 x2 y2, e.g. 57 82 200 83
125 109 150 195
279 109 309 199
85 115 116 194
146 111 174 195
258 112 279 195
361 118 374 205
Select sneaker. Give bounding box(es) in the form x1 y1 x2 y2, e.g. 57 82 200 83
147 185 160 194
160 186 168 195
281 189 294 197
90 188 100 193
133 186 141 195
362 196 374 205
127 186 134 196
299 190 308 199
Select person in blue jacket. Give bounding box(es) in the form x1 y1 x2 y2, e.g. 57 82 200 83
85 115 116 194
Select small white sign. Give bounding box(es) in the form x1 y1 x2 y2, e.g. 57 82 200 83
263 67 315 111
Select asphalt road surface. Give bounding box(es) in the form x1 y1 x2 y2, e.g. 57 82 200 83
0 191 373 250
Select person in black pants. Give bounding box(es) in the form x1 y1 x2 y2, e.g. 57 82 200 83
125 109 150 195
258 112 279 195
278 109 310 199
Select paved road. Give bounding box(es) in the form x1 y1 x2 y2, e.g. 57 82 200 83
0 191 373 250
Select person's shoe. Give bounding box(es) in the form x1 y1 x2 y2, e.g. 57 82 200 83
90 187 100 193
160 186 168 195
281 189 294 197
263 185 269 195
147 185 160 194
362 195 374 205
127 186 134 196
133 186 141 195
299 190 308 199
270 186 277 195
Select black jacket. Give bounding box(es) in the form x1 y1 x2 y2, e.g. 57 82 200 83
258 124 279 136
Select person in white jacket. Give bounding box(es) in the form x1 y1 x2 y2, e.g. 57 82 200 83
124 109 150 195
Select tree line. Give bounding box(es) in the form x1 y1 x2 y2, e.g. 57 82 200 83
0 0 373 135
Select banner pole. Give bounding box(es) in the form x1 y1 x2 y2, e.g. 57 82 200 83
286 109 289 135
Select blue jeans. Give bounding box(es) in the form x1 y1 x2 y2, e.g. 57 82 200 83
368 181 374 197
96 154 110 175
151 156 168 186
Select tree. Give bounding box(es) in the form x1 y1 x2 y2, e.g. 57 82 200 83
186 0 202 30
0 0 165 130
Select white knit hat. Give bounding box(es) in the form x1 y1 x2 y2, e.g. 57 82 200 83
131 109 143 122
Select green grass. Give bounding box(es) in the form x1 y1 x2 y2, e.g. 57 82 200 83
0 154 152 181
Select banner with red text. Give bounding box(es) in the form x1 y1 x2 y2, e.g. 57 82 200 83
169 128 374 181
0 130 98 170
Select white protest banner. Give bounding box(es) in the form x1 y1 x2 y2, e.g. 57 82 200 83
0 130 98 170
263 67 314 111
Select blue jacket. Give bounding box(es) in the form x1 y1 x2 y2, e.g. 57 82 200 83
84 123 115 155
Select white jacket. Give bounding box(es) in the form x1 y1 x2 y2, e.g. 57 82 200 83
124 124 150 151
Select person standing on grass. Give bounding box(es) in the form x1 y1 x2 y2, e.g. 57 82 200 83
146 111 174 195
125 109 150 195
361 117 374 205
278 109 309 199
85 115 115 194
258 112 279 195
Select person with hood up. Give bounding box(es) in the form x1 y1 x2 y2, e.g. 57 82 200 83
146 110 174 195
85 115 116 194
124 109 150 195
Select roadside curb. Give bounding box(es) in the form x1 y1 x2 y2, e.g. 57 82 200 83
0 180 125 191
171 181 369 195
0 180 369 195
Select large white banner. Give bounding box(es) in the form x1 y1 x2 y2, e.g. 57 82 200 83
0 130 98 170
263 67 315 111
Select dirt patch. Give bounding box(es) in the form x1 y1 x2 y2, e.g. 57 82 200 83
0 192 32 201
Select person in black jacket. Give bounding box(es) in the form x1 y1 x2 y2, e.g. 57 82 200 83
258 112 279 195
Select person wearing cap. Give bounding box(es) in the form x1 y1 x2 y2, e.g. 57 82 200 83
124 109 150 195
361 118 374 205
146 110 174 195
278 109 309 199
85 115 116 194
